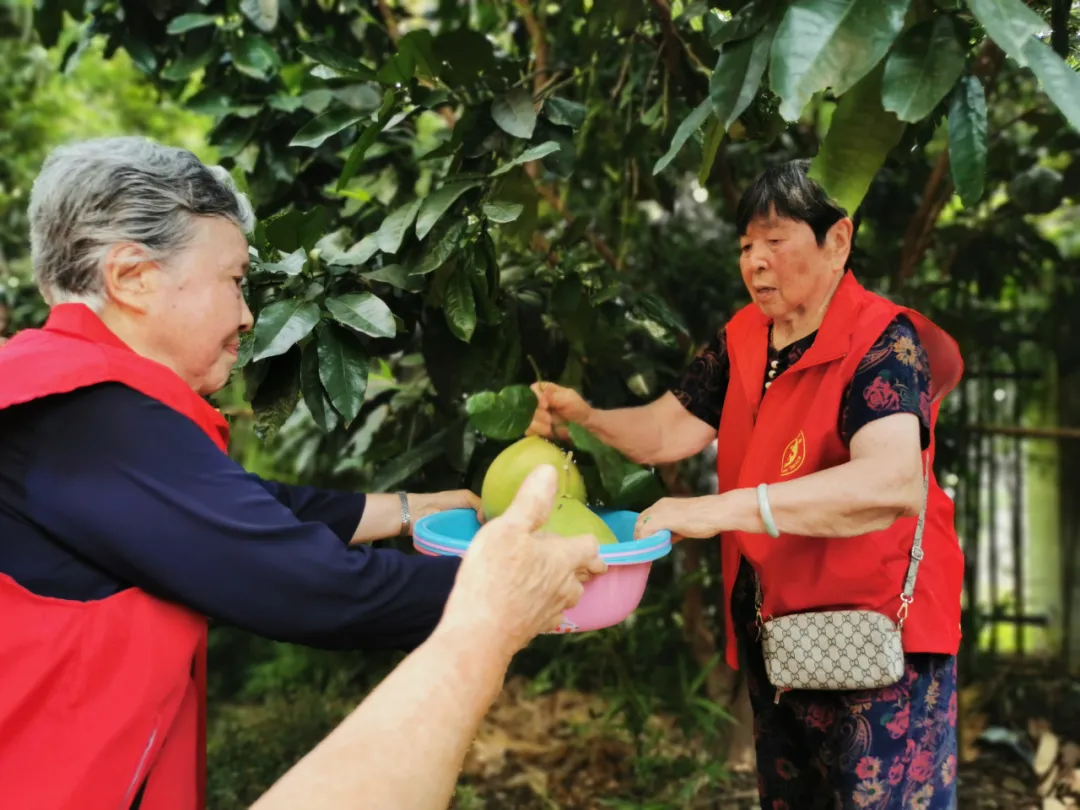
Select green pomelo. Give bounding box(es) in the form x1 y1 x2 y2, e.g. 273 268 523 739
540 497 619 546
481 436 587 519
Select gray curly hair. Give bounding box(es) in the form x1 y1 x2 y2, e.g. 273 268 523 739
28 136 256 310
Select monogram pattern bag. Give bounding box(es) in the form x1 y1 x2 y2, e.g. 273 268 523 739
755 458 930 694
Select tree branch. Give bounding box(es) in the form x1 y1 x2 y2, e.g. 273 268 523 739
534 182 623 270
893 39 1005 286
515 0 548 94
1051 0 1071 59
647 0 710 82
376 0 400 43
898 150 953 283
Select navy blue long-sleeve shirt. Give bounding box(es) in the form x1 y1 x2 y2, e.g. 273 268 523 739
0 382 460 651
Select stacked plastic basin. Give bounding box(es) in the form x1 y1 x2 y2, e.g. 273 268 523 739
413 508 672 633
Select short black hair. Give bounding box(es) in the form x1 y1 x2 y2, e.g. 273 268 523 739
735 159 851 247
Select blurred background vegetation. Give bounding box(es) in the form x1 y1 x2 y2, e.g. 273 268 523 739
2 0 1079 806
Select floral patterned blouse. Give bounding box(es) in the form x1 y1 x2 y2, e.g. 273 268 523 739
671 315 932 450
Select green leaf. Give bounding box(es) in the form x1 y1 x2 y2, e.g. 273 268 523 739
398 29 440 79
808 65 906 216
361 264 424 292
652 98 711 175
34 0 64 48
567 423 662 510
965 0 1047 67
770 0 912 122
338 89 395 191
240 0 278 32
482 202 525 223
301 340 339 434
167 14 217 34
268 94 304 112
544 97 587 129
444 266 477 342
326 293 396 339
210 116 258 158
297 43 378 80
289 107 364 149
377 49 416 86
432 30 497 87
230 35 280 81
376 199 423 254
465 385 539 440
333 234 379 267
1021 35 1080 133
491 87 537 139
261 247 306 276
252 300 321 361
416 181 481 240
316 323 369 427
264 207 329 253
250 348 302 441
411 220 467 276
186 89 238 117
333 84 384 112
490 141 561 177
882 17 967 123
161 46 217 81
947 75 989 207
708 0 775 48
368 430 447 492
337 122 381 190
709 15 778 129
698 116 725 186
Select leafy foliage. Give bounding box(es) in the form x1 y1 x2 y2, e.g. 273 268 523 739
32 0 1072 475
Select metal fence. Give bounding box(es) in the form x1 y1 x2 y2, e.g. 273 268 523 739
948 362 1080 675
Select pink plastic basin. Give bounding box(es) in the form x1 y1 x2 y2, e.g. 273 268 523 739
413 508 672 633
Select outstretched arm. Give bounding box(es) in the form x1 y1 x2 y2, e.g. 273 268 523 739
251 465 607 810
30 385 459 651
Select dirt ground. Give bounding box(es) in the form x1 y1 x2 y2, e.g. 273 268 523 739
452 676 1071 810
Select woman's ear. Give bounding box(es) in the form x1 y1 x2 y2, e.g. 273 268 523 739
101 243 162 313
827 217 854 270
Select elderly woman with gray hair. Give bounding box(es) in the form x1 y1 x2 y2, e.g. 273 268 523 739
0 137 605 810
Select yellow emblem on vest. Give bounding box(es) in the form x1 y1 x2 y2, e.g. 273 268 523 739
780 431 806 477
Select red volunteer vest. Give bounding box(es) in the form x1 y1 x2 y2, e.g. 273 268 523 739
0 304 229 810
716 272 965 670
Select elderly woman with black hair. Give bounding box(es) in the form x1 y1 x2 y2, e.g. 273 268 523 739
0 137 606 810
529 160 965 809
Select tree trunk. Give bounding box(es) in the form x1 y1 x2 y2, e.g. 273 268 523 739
661 463 757 771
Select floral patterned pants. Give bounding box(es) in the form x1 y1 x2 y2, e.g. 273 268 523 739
731 559 959 810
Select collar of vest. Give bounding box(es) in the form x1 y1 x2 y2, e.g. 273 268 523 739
727 270 876 410
44 301 134 349
738 270 867 364
0 303 230 450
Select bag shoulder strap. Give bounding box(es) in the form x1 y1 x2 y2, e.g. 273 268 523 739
901 454 932 601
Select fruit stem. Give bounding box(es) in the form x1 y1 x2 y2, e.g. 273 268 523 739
526 354 544 388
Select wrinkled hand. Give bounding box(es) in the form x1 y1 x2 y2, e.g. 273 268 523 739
526 382 591 441
633 495 723 542
439 465 608 656
409 490 483 522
